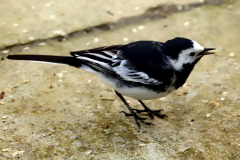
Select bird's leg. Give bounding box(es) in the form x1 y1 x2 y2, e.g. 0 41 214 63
132 100 168 119
115 91 152 128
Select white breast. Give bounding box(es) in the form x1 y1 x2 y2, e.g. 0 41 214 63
116 86 175 100
98 74 175 100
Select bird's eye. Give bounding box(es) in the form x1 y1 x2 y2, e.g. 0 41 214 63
190 52 195 56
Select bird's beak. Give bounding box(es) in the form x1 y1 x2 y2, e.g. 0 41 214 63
202 48 216 55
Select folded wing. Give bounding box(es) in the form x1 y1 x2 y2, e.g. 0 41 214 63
71 44 162 85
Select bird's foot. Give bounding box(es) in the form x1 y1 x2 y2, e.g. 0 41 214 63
132 108 168 119
120 111 152 127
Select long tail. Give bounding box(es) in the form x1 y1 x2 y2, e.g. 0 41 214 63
7 55 82 67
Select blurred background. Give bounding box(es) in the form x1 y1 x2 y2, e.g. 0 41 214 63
0 0 239 159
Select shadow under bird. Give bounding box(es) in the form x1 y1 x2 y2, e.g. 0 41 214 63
7 37 215 128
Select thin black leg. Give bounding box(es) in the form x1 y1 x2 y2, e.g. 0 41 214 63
132 100 168 119
115 91 152 127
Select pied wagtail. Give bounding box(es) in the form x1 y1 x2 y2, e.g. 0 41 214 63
7 37 215 127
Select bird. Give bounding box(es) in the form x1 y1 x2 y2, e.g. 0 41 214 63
6 37 215 127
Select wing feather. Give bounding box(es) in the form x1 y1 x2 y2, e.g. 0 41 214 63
71 44 163 85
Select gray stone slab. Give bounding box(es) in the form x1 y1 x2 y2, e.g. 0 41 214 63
0 0 202 49
0 0 240 159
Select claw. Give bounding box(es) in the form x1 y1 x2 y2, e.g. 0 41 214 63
115 91 159 128
152 109 163 113
154 113 168 118
120 111 133 117
120 110 151 127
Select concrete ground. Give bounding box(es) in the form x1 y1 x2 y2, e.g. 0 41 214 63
0 0 204 50
0 0 240 159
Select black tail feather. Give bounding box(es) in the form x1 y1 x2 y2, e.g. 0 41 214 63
7 55 82 67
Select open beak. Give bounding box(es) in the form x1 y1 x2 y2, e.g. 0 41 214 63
202 48 216 55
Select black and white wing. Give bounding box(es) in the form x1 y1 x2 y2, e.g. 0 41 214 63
71 41 164 85
70 45 122 77
112 59 162 85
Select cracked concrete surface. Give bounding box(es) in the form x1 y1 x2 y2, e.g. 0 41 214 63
1 0 240 159
0 0 222 50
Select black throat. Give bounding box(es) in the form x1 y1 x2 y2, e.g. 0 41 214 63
174 63 196 89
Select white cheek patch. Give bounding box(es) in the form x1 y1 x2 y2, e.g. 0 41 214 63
169 40 204 71
169 48 194 71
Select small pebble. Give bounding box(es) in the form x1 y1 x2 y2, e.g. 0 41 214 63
229 52 235 57
134 7 140 10
96 105 101 109
0 91 5 99
206 113 211 118
28 36 35 41
23 47 30 51
93 38 99 43
55 72 63 77
177 5 183 11
48 84 53 89
132 28 137 33
12 150 24 157
13 23 19 27
183 21 190 26
23 80 30 84
138 25 145 30
0 102 4 105
127 101 131 104
49 15 55 19
123 38 128 42
139 144 146 147
85 42 90 45
159 97 165 101
22 29 29 33
223 92 228 95
2 148 11 152
211 101 219 106
45 3 53 7
38 42 46 46
3 126 8 130
84 150 92 155
106 10 114 16
221 97 225 101
2 115 7 119
53 30 66 36
187 140 193 144
2 50 10 54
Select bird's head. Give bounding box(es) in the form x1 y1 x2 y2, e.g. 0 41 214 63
163 37 215 71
